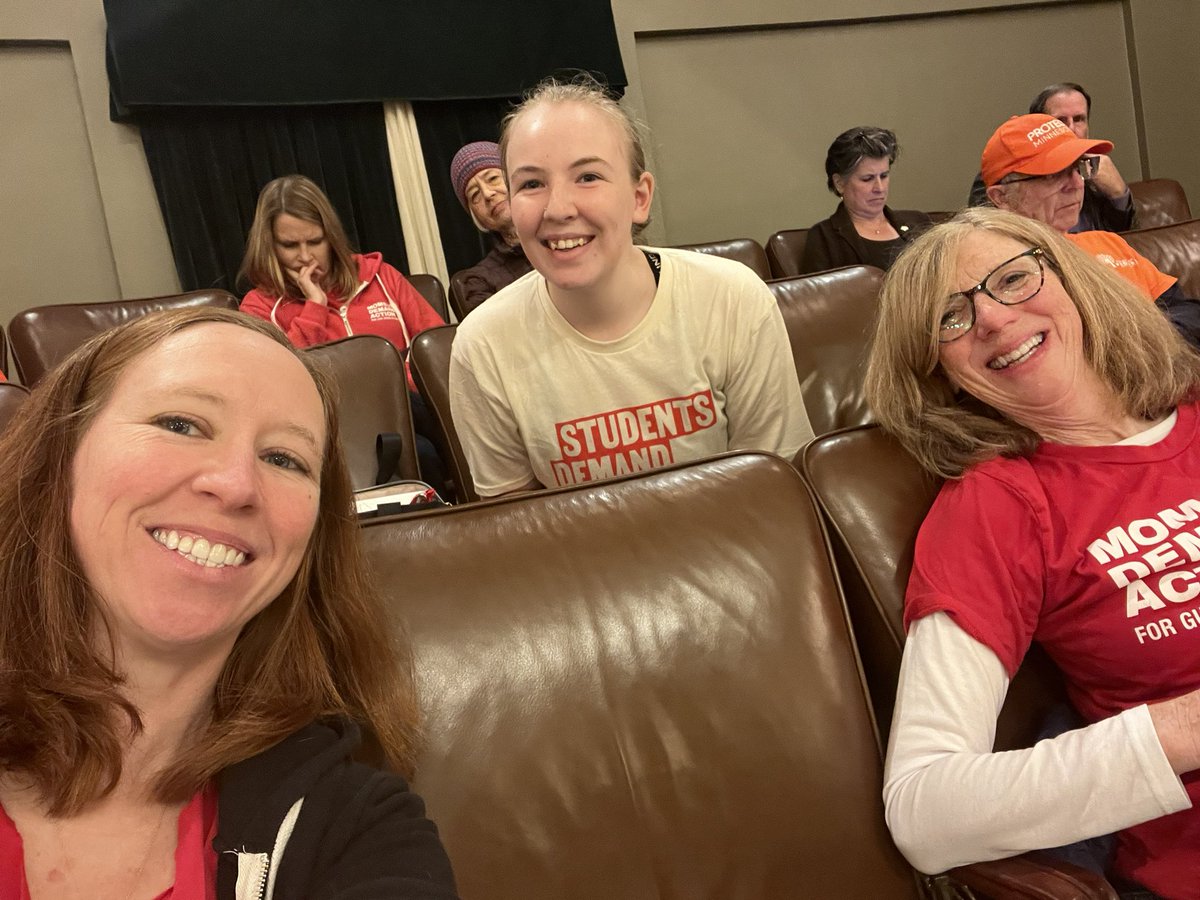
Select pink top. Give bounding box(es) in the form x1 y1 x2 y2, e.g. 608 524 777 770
0 786 218 899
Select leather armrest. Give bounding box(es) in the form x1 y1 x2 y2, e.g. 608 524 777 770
938 852 1118 899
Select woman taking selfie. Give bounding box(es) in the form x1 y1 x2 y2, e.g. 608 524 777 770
0 308 456 898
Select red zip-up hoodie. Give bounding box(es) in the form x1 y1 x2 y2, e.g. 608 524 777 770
241 252 444 387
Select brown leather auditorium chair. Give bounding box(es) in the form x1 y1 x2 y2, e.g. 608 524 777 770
1128 178 1192 229
8 290 240 387
448 270 472 323
765 228 810 279
802 425 1117 899
0 383 30 436
303 335 420 489
1121 217 1200 300
408 273 451 323
768 265 883 436
364 450 1108 899
670 238 771 280
409 324 477 503
362 452 924 898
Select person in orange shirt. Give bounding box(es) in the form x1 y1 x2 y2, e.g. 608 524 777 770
979 114 1200 347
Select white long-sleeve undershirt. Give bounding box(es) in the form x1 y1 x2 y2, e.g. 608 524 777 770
882 611 1191 875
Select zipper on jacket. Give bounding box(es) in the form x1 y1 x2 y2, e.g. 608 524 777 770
233 851 270 900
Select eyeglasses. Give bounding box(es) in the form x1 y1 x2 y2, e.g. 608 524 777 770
938 247 1047 343
1004 156 1100 185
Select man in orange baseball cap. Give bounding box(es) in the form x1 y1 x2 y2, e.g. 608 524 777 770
967 82 1135 233
980 113 1200 346
981 114 1114 232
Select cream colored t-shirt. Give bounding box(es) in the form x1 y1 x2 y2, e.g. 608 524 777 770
449 248 813 497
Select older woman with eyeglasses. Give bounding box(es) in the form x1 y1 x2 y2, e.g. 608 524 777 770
867 207 1200 899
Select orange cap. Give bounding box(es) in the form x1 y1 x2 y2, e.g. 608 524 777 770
980 114 1113 187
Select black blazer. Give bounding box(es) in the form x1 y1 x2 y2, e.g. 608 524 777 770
799 203 932 275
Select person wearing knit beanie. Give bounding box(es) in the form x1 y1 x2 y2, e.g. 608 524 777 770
448 141 532 317
450 141 511 236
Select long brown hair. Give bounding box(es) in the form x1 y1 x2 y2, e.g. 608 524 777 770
865 207 1200 478
0 308 420 814
238 174 360 301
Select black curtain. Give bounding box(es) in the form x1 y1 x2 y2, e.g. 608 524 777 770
411 97 519 276
106 0 626 115
140 104 407 294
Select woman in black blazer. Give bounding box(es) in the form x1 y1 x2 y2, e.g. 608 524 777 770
800 126 932 275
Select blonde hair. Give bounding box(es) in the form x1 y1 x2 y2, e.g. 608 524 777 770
238 175 360 301
865 207 1200 478
499 73 651 235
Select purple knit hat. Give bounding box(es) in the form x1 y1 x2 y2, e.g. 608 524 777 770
450 141 502 209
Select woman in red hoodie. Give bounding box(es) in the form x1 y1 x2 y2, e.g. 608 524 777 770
240 175 447 491
239 174 443 361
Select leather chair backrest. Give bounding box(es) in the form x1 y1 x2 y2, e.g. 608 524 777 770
671 238 771 280
304 335 419 489
802 425 1069 750
765 228 810 279
408 324 477 503
408 273 450 324
362 453 919 899
1129 178 1193 229
0 326 7 379
8 290 240 387
925 210 957 225
447 270 471 323
768 265 883 436
0 383 30 436
1121 217 1200 300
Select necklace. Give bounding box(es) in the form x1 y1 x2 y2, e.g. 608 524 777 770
52 801 172 900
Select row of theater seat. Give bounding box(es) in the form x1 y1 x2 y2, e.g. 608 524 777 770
677 176 1194 283
4 207 1197 502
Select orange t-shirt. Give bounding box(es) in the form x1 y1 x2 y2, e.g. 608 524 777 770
1066 230 1176 301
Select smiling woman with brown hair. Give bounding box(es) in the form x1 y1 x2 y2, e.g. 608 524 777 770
0 308 457 898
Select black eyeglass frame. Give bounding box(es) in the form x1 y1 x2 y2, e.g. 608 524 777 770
938 247 1048 344
1004 156 1100 185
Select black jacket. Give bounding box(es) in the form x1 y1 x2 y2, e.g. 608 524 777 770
214 718 458 899
799 203 932 275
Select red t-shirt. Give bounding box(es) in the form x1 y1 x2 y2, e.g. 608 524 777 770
0 785 217 899
906 401 1200 895
1066 230 1176 301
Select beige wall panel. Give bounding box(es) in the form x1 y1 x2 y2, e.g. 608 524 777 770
1128 0 1200 208
632 2 1137 246
0 45 119 328
0 0 180 298
614 0 1074 32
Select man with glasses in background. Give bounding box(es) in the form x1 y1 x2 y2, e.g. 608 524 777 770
968 82 1136 233
980 113 1200 346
